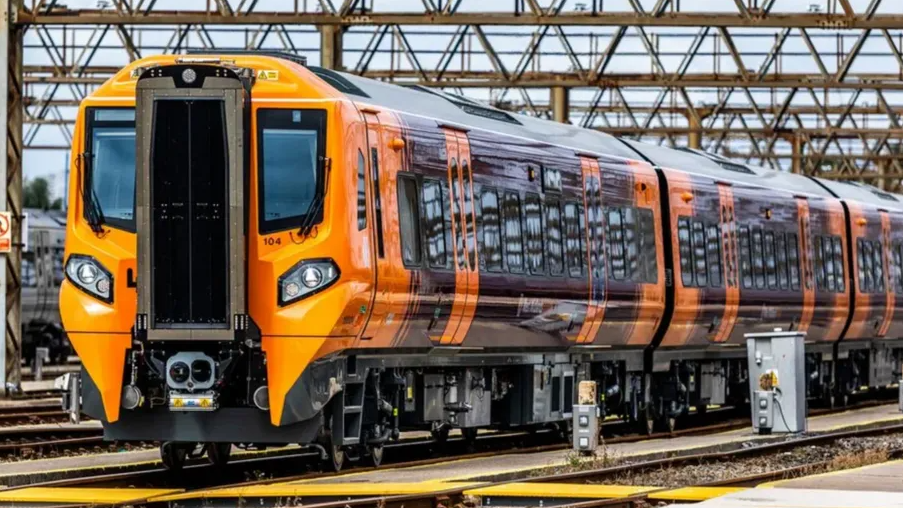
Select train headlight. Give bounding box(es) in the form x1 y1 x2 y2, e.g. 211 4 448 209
278 258 339 306
65 254 113 303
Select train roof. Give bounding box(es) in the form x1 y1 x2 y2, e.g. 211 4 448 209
813 178 903 211
315 67 844 200
318 67 640 162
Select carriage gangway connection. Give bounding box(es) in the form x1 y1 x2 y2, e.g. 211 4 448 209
1 402 902 508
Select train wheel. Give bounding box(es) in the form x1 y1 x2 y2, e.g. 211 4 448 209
323 443 345 472
430 425 450 444
461 427 478 444
364 444 384 468
665 416 676 433
160 442 187 471
206 443 232 467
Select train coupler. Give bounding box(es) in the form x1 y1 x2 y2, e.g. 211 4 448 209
54 372 81 424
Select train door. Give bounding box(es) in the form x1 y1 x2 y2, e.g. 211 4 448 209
576 156 605 344
360 110 390 340
714 183 739 342
440 128 479 344
878 209 893 337
796 197 815 332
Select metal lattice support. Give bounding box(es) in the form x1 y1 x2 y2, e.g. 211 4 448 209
12 0 903 193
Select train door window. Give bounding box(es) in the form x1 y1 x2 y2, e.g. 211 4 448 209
545 200 564 276
450 160 465 270
462 161 476 269
739 226 752 289
764 231 777 290
788 233 801 291
623 207 640 281
692 221 707 287
638 208 658 283
578 204 587 276
814 236 826 290
706 224 722 288
608 208 626 280
823 236 836 292
525 193 544 275
357 150 367 230
861 239 873 293
370 147 385 258
752 227 765 289
874 241 886 293
564 202 583 277
422 180 448 268
776 233 789 290
678 217 693 287
480 189 503 272
833 237 845 293
895 243 903 294
397 176 422 267
503 192 524 273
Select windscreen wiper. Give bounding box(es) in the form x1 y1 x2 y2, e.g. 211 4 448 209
77 152 106 235
295 157 332 241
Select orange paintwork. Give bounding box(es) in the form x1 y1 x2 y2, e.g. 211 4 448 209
824 200 851 341
879 211 894 337
845 202 872 340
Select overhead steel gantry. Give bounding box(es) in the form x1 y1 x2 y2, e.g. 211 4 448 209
3 0 903 388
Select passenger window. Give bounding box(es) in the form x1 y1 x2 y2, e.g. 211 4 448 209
524 193 544 274
623 207 639 281
706 224 722 288
874 241 885 293
480 189 503 272
397 176 422 266
752 227 765 289
638 208 657 283
833 237 845 292
691 221 707 287
357 150 367 230
564 203 583 277
608 208 626 280
764 231 776 290
776 233 789 290
895 244 903 294
545 200 564 276
503 192 524 273
787 233 801 291
421 180 448 268
678 217 692 287
739 226 752 289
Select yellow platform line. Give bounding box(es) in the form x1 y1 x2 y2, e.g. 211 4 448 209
648 486 746 501
0 487 181 504
463 482 658 499
758 459 903 488
152 481 483 502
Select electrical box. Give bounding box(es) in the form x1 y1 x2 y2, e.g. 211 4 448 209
573 381 599 454
746 331 806 434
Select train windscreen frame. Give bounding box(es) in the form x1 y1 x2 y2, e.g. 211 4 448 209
83 107 136 232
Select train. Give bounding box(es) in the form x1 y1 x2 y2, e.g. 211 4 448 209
58 51 903 471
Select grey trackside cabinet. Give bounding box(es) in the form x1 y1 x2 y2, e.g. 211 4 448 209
573 380 600 454
746 331 806 434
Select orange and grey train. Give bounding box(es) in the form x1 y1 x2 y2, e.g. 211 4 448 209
60 51 903 469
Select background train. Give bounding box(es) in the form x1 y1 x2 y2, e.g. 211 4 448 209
59 51 903 471
22 208 70 367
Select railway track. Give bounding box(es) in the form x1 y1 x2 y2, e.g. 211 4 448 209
0 407 72 427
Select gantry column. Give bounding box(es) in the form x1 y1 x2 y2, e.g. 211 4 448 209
551 86 569 124
319 25 343 70
0 0 23 394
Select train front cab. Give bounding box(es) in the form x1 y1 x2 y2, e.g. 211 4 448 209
59 55 381 467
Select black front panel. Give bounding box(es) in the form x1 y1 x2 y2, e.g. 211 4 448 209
151 99 229 327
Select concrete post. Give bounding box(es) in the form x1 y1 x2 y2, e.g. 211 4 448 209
551 86 569 124
319 25 343 71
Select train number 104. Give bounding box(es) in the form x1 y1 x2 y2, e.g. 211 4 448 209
263 237 282 246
